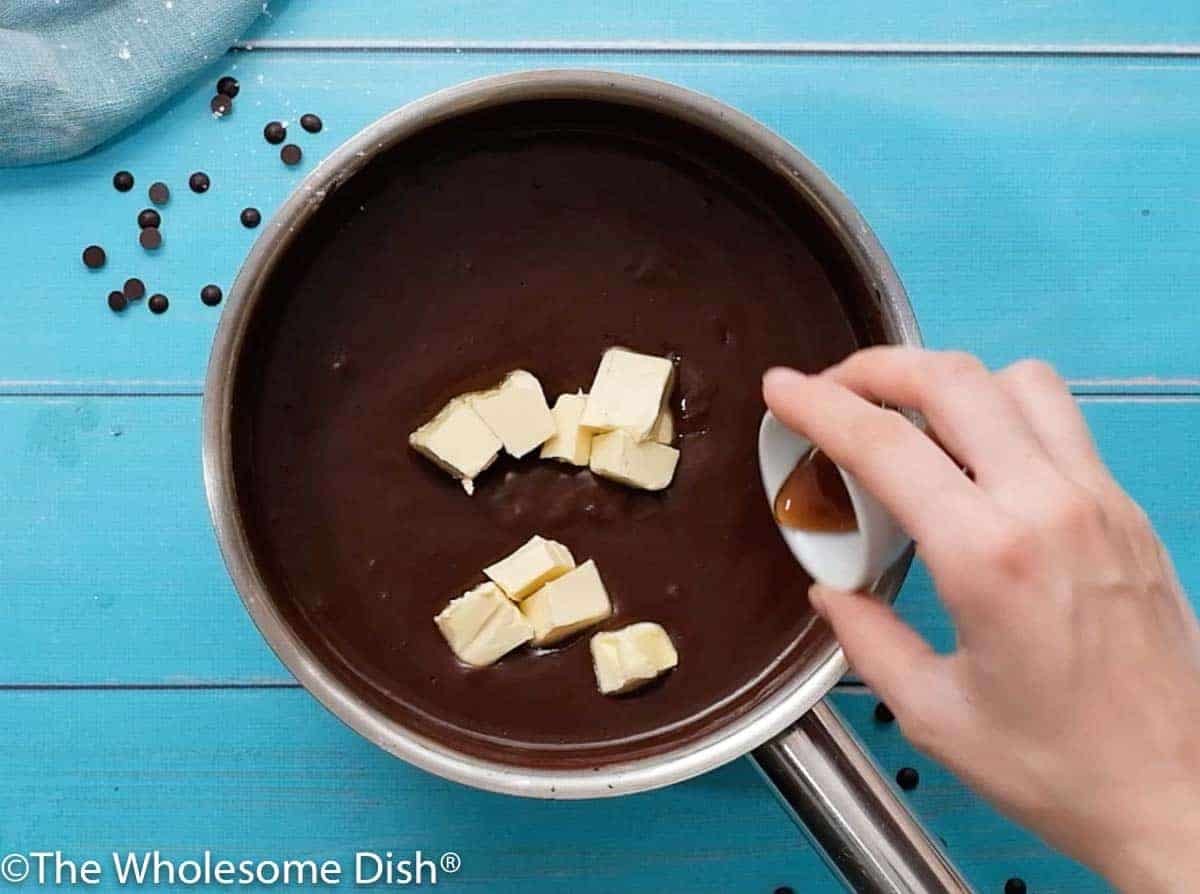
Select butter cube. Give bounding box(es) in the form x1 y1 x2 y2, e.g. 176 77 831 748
540 392 592 466
520 559 612 646
468 370 556 458
409 398 503 495
434 582 533 667
590 622 679 695
651 408 674 445
589 430 680 491
580 347 675 441
484 535 576 602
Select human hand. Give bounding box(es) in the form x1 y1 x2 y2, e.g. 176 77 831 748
763 350 1200 894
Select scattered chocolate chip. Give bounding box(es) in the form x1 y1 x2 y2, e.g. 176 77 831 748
210 93 233 117
216 75 240 98
148 293 169 314
137 208 161 229
1004 880 1027 894
112 171 135 192
263 121 286 144
874 702 895 724
188 171 210 193
148 181 170 205
240 207 262 228
300 113 323 133
896 767 919 790
200 284 223 306
139 227 163 250
280 143 302 166
82 245 106 269
107 290 128 312
122 278 145 300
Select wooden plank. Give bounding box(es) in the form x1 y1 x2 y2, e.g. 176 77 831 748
0 52 1198 389
0 687 1108 892
0 397 1193 685
243 0 1200 48
0 396 286 685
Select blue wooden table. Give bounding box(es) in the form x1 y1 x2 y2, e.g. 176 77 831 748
1 3 1197 891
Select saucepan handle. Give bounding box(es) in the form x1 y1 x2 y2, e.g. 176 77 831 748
751 698 974 893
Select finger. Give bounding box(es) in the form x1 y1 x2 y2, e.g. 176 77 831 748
809 584 943 724
763 366 994 554
995 359 1110 488
823 347 1053 490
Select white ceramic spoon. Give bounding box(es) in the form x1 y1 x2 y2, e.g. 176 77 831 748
758 410 911 591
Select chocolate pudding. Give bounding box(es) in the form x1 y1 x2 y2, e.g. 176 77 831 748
232 100 884 768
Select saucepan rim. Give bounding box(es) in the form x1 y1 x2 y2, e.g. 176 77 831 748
201 69 920 799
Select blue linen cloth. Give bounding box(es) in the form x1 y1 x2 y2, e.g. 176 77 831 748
0 0 262 166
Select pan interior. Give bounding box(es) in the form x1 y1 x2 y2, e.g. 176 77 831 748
229 99 886 769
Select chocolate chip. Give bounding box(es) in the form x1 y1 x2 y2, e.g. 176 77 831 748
107 290 128 312
300 113 323 133
188 172 210 194
280 143 302 166
1004 880 1027 894
148 293 169 314
112 171 134 192
200 284 223 306
148 181 170 205
122 278 145 300
263 121 286 144
137 208 161 229
896 767 919 790
874 702 895 724
82 245 106 269
139 227 162 250
216 76 240 98
211 94 233 117
774 888 795 894
240 207 262 228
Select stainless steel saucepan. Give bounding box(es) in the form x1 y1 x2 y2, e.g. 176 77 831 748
202 70 973 894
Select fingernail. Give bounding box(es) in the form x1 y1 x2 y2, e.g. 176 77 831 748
763 367 806 388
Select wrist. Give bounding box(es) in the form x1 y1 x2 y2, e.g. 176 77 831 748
1089 790 1200 893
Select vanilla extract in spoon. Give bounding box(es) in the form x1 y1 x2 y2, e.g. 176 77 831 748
773 447 858 533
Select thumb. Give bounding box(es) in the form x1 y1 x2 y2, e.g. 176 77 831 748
810 583 940 721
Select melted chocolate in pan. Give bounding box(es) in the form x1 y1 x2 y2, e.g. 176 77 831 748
233 101 884 768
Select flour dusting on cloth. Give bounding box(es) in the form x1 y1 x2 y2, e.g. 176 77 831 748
0 0 264 166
